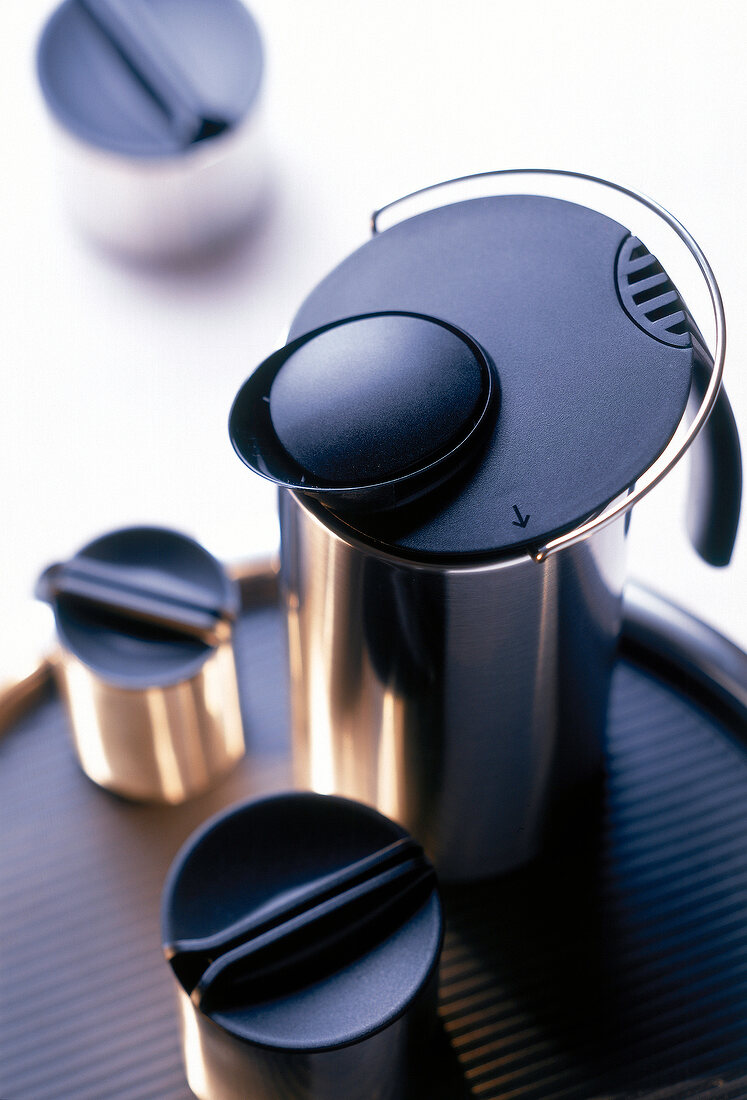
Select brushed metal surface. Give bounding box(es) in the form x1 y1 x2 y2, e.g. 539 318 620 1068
54 632 245 803
177 977 440 1100
280 491 628 880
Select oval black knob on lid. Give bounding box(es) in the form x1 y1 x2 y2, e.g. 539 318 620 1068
162 792 443 1100
36 0 265 257
36 526 245 803
229 312 498 512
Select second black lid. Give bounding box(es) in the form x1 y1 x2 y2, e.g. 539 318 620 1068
162 792 443 1051
37 526 238 688
37 0 263 156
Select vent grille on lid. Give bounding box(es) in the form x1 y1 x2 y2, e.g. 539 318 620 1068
616 237 691 347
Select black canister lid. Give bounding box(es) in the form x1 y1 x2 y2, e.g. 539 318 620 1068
37 0 263 156
161 792 443 1050
279 194 695 559
36 526 238 688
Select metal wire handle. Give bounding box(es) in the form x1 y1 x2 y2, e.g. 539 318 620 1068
371 169 727 563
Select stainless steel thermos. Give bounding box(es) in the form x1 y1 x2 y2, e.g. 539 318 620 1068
230 170 742 879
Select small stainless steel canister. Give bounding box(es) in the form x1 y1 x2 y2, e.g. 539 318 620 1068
36 0 265 260
162 792 443 1100
37 526 245 803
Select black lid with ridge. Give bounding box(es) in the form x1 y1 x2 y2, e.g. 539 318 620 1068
37 0 263 156
162 792 443 1054
36 526 238 688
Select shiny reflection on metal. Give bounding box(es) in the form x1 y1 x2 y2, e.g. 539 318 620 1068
55 555 284 802
49 105 268 260
50 555 281 802
176 976 439 1100
280 490 628 880
372 168 727 562
229 554 280 608
55 636 244 803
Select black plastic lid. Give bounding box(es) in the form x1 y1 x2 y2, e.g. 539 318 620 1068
277 194 695 559
162 792 443 1051
36 526 238 689
230 312 497 511
37 0 263 156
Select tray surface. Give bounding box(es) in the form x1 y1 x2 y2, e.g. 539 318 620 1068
2 591 747 1100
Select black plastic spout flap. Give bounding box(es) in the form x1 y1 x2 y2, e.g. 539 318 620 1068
229 311 497 513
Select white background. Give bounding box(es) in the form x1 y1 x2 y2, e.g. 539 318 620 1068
2 0 746 675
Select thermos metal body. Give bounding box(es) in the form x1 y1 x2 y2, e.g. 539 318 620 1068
280 489 629 881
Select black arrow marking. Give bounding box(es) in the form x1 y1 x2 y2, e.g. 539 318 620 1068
512 505 530 528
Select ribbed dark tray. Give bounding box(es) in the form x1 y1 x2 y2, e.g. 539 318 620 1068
1 583 746 1100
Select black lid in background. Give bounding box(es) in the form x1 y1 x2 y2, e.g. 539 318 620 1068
38 526 238 688
284 195 695 560
37 0 263 156
162 792 443 1051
